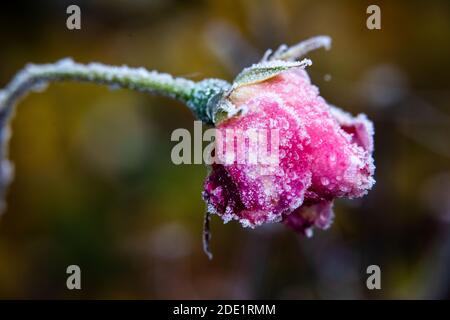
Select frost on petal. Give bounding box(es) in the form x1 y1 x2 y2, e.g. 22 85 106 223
283 200 334 236
202 164 245 222
202 67 375 235
329 105 374 153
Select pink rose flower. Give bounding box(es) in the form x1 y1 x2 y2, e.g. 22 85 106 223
202 68 375 236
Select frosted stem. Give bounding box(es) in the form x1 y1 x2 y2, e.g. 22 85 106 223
0 58 197 213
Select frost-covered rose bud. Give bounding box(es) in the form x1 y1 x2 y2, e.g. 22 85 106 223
202 64 375 236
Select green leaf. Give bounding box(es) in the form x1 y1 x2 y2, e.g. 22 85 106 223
232 59 311 89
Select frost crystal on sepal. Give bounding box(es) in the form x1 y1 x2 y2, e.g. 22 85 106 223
206 94 247 125
265 35 332 62
187 78 231 124
232 59 312 90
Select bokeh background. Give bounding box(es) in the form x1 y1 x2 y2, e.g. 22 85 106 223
0 0 449 299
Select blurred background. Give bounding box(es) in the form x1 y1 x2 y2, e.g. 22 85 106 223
0 0 449 299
